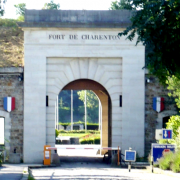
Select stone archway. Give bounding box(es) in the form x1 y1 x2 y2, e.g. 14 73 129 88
62 79 112 154
22 10 145 163
46 58 121 151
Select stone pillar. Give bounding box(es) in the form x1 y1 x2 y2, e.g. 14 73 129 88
94 90 108 155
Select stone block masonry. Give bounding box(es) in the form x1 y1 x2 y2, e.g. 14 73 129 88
145 74 177 156
0 67 23 162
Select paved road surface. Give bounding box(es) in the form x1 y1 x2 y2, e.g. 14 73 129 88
0 164 25 180
31 162 180 180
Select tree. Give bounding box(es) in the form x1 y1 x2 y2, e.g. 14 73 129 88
159 115 180 146
110 0 134 10
0 0 7 16
14 3 26 16
166 76 180 109
14 3 26 21
77 90 99 123
118 0 180 83
43 0 60 10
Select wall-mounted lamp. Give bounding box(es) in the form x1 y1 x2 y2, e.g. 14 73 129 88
146 78 150 83
18 73 23 82
146 77 154 83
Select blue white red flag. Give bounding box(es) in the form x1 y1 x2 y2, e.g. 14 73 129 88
153 97 164 113
3 97 15 112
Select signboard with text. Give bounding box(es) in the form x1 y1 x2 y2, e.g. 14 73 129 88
155 129 173 140
151 143 175 163
0 117 5 145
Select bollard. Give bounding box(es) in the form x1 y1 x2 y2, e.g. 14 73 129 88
128 147 132 172
151 156 154 173
128 161 131 172
117 146 120 166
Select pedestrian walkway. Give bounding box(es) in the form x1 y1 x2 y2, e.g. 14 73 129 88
0 164 25 180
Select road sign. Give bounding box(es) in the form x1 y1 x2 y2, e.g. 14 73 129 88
125 150 136 162
162 129 172 139
151 143 175 163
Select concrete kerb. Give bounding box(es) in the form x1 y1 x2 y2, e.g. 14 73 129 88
20 167 28 180
27 164 57 180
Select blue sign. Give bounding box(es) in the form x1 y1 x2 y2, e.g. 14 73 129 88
152 143 175 163
125 150 136 162
162 129 172 139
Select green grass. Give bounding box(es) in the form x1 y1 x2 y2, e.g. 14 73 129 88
28 175 35 180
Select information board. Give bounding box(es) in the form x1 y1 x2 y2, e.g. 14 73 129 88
151 143 175 163
125 150 136 162
0 117 4 145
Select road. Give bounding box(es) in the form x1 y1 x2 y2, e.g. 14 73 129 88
31 162 180 180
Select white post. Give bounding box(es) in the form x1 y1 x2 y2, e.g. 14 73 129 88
71 90 73 131
85 90 87 132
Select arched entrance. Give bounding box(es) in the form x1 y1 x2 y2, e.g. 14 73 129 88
45 57 122 155
57 79 112 154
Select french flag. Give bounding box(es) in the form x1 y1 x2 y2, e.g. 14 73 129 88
153 97 164 113
3 97 15 112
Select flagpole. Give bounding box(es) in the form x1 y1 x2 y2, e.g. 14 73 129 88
57 96 59 130
71 90 73 131
85 90 87 132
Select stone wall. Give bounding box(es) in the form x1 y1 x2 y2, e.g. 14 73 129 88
0 68 178 161
0 67 23 162
145 74 178 156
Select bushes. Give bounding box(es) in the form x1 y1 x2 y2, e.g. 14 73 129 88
158 150 180 172
58 130 100 134
171 150 180 172
59 122 99 130
0 18 18 27
57 128 101 145
79 137 100 145
159 116 180 145
55 129 59 137
159 151 173 170
94 137 100 144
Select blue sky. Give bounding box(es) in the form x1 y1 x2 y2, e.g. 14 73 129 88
3 0 114 19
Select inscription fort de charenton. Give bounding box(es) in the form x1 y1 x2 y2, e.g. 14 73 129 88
49 34 121 40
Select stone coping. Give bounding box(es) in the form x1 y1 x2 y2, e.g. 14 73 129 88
18 9 134 28
0 67 23 74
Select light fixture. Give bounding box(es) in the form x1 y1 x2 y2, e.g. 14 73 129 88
146 78 150 83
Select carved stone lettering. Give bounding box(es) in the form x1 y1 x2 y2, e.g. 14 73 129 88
49 34 121 40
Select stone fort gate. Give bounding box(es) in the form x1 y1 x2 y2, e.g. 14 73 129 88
19 10 145 163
